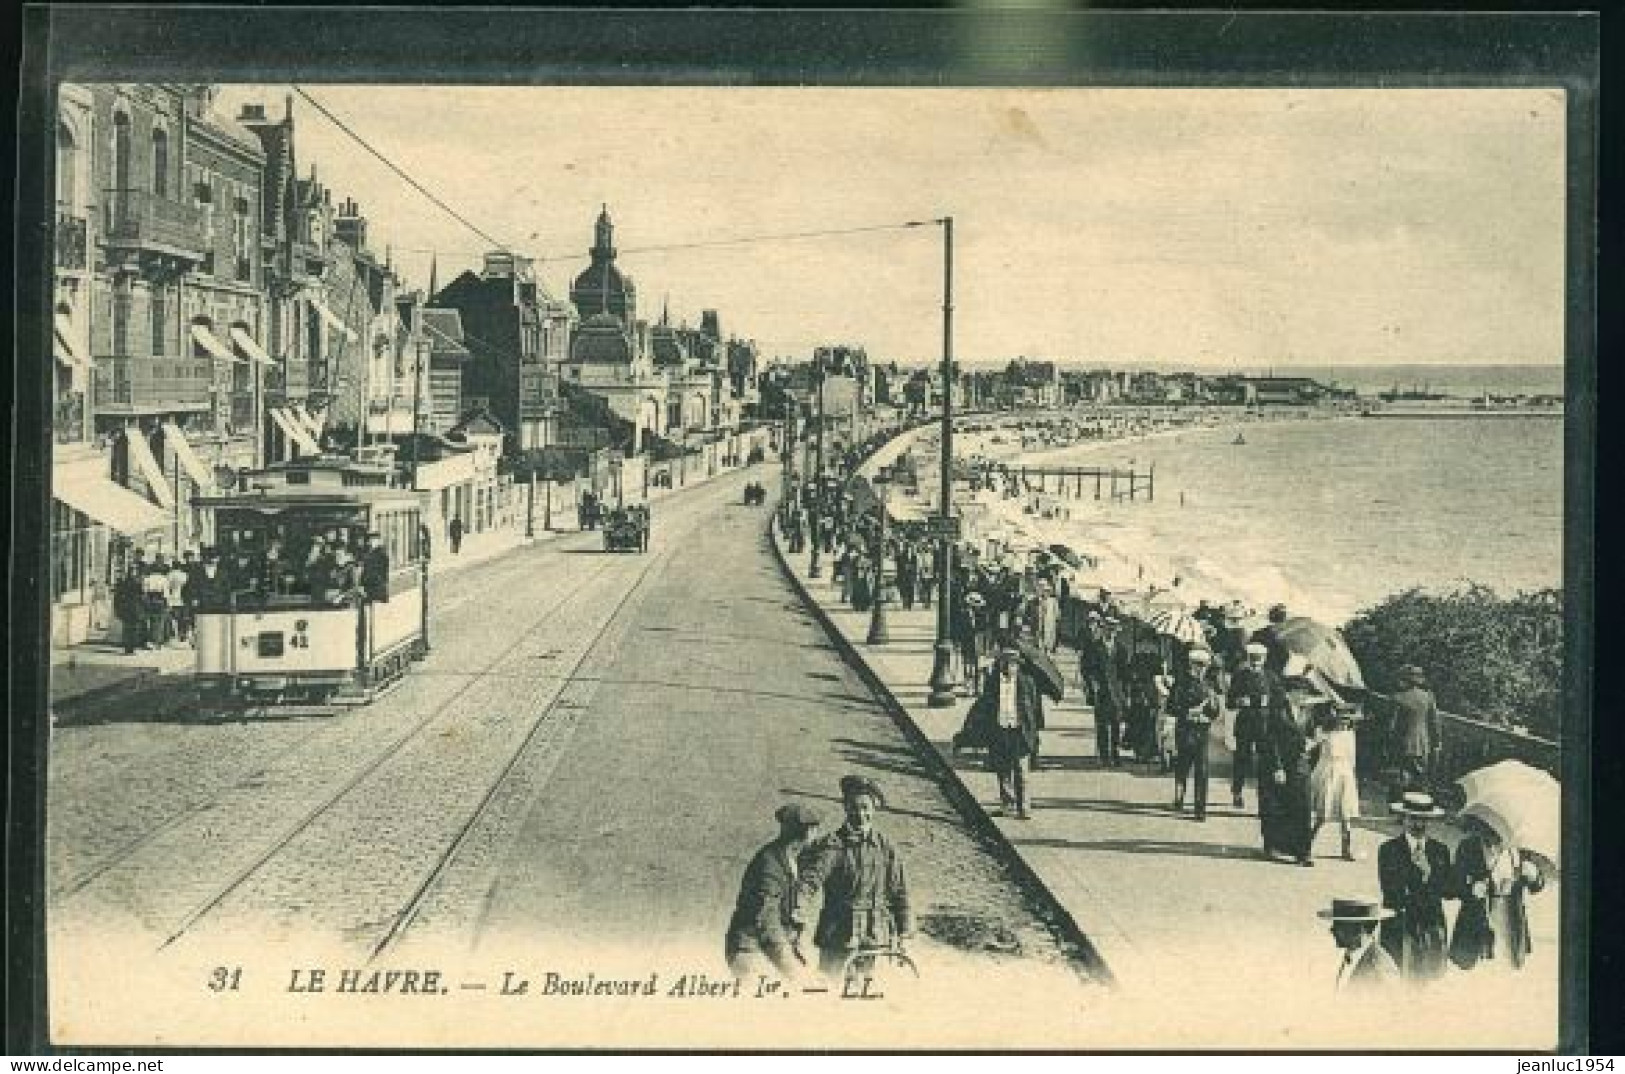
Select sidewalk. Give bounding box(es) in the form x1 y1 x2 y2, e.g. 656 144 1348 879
774 527 1561 1048
50 521 576 709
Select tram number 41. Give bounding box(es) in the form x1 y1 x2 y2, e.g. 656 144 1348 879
208 966 244 992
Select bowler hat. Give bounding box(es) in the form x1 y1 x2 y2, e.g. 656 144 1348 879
1317 898 1396 923
775 803 822 832
1389 790 1449 818
839 774 885 807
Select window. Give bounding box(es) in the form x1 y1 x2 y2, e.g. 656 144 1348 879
56 121 77 210
195 180 212 204
150 286 167 356
151 129 169 198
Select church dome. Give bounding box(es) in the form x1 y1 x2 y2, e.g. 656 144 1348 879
570 206 638 324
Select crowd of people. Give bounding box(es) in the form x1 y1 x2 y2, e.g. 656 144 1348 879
774 439 1544 998
111 528 398 653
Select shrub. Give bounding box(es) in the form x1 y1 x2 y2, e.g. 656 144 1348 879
1342 585 1562 740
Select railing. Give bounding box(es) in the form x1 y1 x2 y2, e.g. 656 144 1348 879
93 354 212 412
56 211 88 270
1438 710 1560 781
102 188 206 257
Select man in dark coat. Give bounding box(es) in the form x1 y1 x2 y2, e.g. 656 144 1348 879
360 530 391 603
726 803 823 979
1377 791 1456 983
961 641 1046 818
1320 898 1402 999
1251 603 1292 672
1226 642 1279 810
114 561 146 654
1389 665 1442 789
448 516 465 554
184 548 232 615
1169 647 1223 821
1081 612 1129 767
794 776 913 980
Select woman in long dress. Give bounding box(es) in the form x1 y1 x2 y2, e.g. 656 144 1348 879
1309 706 1361 861
1449 815 1547 975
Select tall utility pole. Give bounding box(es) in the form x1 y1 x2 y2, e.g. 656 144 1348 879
927 216 957 707
808 353 827 579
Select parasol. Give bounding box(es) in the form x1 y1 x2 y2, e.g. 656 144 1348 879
1272 616 1365 690
1146 607 1206 646
1046 543 1093 570
1457 760 1561 869
1012 634 1066 702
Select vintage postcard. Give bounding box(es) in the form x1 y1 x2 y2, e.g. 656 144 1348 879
21 7 1594 1053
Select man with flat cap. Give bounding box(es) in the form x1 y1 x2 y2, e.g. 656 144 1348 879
794 775 914 979
725 803 823 979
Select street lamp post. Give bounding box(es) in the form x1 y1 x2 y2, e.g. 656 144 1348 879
866 469 891 645
809 354 826 579
927 215 958 707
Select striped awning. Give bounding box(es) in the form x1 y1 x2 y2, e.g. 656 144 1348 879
270 407 321 456
123 428 174 509
229 326 275 365
311 297 360 342
161 422 215 492
190 324 239 364
54 313 88 369
54 469 169 536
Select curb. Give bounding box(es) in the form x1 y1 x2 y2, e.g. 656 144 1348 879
767 515 1116 989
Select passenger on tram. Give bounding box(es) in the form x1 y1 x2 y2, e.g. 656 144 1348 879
323 546 363 606
361 530 391 602
185 547 234 614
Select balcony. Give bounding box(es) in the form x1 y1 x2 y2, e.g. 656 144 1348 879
55 211 88 271
93 354 213 414
102 188 207 261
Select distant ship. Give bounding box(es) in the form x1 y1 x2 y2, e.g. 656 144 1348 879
1232 432 1247 445
1361 389 1563 419
1377 383 1450 404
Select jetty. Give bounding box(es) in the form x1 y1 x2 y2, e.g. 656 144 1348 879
996 462 1156 502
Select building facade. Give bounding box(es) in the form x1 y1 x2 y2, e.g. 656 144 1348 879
434 251 573 456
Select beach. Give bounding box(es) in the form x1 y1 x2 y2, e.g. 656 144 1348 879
893 408 1562 627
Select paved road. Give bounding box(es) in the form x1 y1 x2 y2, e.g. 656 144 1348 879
48 468 1093 1048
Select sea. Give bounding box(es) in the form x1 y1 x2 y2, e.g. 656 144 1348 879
1014 413 1565 626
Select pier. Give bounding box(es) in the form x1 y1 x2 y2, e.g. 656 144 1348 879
996 463 1156 502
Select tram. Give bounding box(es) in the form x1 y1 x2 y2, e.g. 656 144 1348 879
191 485 430 704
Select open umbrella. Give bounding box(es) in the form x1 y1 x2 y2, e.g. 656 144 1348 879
1457 760 1561 869
1046 543 1094 570
1011 634 1066 702
1146 607 1206 646
1273 616 1365 690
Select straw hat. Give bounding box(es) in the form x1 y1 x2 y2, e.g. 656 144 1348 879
1317 898 1396 923
1389 790 1449 818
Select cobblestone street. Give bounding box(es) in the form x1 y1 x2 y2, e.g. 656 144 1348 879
47 469 1097 1047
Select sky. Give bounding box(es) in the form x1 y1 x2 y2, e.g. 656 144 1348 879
212 85 1566 368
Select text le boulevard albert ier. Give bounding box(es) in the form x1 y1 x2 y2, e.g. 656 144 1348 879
285 967 887 1000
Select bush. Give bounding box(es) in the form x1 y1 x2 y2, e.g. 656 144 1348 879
1342 585 1562 740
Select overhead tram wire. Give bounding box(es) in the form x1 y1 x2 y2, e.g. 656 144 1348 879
288 87 938 276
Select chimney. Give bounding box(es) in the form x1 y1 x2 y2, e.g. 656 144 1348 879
482 250 516 278
334 197 367 251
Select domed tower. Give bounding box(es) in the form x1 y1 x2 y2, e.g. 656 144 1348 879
570 205 638 325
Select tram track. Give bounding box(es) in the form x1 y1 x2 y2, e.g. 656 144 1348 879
143 478 740 958
51 547 625 922
148 552 631 952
